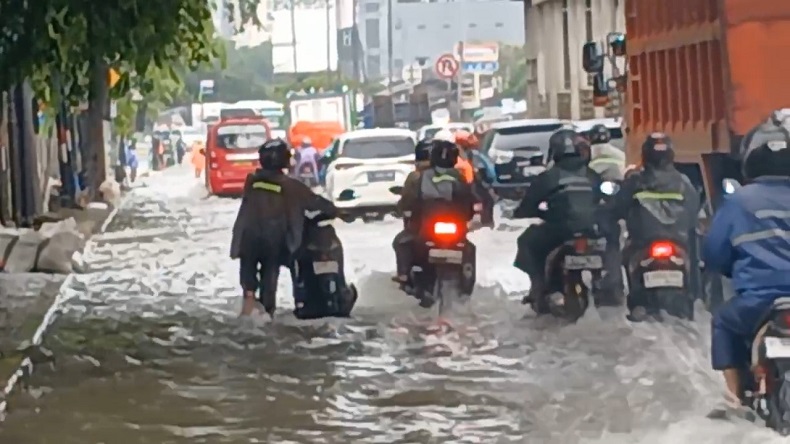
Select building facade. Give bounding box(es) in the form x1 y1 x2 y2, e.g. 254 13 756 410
525 0 625 119
357 0 525 80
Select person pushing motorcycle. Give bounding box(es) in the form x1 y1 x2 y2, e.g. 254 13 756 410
704 115 790 411
512 128 603 309
604 133 699 320
230 138 343 318
394 137 477 306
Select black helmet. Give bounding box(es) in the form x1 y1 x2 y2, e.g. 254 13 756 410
415 137 432 162
641 132 674 168
740 111 790 180
429 139 459 168
258 138 291 171
589 124 611 144
548 129 590 163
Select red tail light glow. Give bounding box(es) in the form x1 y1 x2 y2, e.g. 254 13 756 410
574 238 588 253
433 222 458 235
650 241 675 258
209 150 217 158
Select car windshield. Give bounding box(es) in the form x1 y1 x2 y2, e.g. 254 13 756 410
341 136 414 159
220 108 257 119
216 124 269 149
490 124 564 152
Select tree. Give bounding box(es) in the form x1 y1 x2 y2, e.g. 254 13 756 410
182 41 274 103
0 0 261 196
499 44 528 100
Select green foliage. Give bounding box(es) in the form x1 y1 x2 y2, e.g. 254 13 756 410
499 44 528 100
0 0 260 104
183 41 274 103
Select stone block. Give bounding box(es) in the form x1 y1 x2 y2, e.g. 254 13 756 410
3 230 46 273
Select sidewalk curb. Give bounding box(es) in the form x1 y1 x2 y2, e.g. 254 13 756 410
0 205 120 418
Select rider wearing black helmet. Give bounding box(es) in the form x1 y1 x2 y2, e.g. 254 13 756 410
393 137 476 304
392 137 436 282
704 114 790 408
231 138 339 318
605 132 700 319
512 128 604 306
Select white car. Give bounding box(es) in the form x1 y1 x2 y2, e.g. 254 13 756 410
324 128 416 221
416 122 474 141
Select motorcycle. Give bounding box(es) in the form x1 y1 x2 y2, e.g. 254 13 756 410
389 186 476 314
296 215 357 318
741 297 790 434
537 229 607 321
624 239 693 320
297 163 320 188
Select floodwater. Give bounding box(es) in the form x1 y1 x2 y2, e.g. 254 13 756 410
0 167 783 443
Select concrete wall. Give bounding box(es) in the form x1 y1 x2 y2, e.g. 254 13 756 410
358 0 525 79
525 0 624 119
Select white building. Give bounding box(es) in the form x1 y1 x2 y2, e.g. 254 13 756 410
525 0 624 119
358 0 525 80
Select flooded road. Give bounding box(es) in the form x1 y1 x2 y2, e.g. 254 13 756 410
0 167 783 443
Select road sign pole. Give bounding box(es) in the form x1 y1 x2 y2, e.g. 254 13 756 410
456 41 464 120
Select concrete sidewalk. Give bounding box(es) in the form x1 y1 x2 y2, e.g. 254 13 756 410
0 204 115 416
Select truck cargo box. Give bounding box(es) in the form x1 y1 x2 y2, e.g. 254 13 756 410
625 0 790 163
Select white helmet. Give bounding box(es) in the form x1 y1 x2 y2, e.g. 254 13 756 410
433 128 456 143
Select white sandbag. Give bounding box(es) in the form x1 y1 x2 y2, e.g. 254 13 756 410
0 231 20 270
36 230 85 274
4 230 46 273
99 179 122 207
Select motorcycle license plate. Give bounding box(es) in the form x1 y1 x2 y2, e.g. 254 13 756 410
643 270 684 288
313 261 339 274
428 249 463 264
564 255 602 270
764 337 790 358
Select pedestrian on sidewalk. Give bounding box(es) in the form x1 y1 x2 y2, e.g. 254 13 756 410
126 140 138 183
191 141 205 178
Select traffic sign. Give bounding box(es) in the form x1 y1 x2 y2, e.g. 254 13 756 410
462 61 499 74
435 54 459 79
108 68 120 88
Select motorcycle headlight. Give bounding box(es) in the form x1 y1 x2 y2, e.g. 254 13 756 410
600 181 619 195
491 149 514 164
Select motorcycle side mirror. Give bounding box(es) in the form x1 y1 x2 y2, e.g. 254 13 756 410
389 186 403 195
337 189 357 201
722 178 740 194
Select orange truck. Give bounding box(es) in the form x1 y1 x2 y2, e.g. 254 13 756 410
587 0 790 210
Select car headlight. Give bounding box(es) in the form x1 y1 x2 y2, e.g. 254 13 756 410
600 181 619 195
490 149 514 164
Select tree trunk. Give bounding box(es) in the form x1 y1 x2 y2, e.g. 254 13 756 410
0 92 11 225
86 56 108 201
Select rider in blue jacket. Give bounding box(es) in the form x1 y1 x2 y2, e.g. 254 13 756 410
704 114 790 407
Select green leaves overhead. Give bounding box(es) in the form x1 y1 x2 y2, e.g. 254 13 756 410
0 0 260 104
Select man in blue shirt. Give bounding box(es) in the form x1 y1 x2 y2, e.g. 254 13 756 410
704 115 790 406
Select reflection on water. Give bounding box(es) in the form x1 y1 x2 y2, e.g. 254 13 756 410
0 168 785 443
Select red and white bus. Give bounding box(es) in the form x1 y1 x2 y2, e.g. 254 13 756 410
203 116 271 196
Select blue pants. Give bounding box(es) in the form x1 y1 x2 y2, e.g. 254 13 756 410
711 293 782 370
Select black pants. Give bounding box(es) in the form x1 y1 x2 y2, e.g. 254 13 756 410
239 243 290 313
392 228 416 276
599 217 625 303
473 180 495 225
514 224 567 291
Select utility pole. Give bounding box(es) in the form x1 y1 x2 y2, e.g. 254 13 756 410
326 0 332 83
456 40 464 121
352 0 360 83
290 0 298 73
387 0 393 86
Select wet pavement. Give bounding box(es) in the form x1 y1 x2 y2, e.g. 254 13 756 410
0 166 784 443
